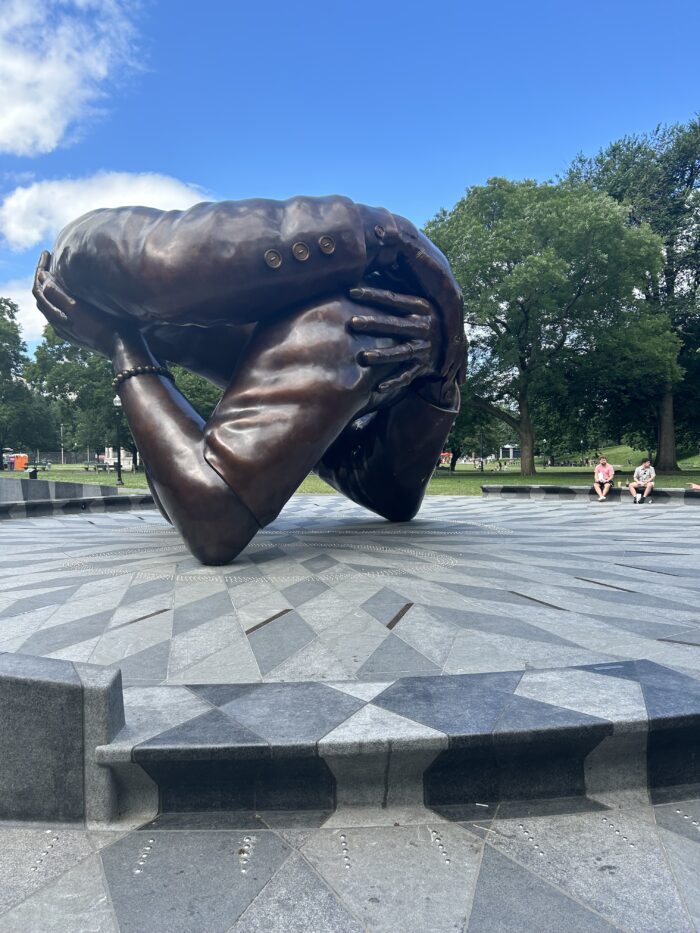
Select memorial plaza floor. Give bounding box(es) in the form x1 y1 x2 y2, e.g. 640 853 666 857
0 495 699 930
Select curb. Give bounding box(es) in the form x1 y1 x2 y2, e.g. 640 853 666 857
0 653 124 823
482 485 700 504
0 493 155 520
92 662 700 820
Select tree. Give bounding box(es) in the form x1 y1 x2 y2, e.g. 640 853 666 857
426 178 662 474
445 386 509 470
0 298 58 467
27 328 119 457
26 328 223 467
531 311 681 460
569 118 700 470
170 366 222 419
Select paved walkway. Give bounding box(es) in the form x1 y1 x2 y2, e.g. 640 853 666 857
1 795 698 931
1 495 699 686
1 497 699 930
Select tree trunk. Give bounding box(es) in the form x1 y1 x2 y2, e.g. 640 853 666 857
450 451 459 472
655 384 679 472
518 396 537 476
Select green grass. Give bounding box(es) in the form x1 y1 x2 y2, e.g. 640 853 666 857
4 443 700 498
0 464 150 490
299 460 700 496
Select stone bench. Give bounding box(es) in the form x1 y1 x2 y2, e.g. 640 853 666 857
0 493 155 520
481 484 700 504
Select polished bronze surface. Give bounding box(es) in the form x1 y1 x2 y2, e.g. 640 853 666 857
34 195 465 565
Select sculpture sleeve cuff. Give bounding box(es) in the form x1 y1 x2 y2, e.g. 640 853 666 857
50 196 384 327
355 205 400 271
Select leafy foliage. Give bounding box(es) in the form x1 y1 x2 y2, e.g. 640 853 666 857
426 178 663 473
569 117 700 467
0 299 59 464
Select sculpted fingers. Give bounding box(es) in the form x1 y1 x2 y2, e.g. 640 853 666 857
357 340 430 367
33 255 70 327
348 313 430 340
376 363 423 394
348 286 433 317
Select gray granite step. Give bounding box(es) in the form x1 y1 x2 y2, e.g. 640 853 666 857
90 659 700 822
483 484 700 504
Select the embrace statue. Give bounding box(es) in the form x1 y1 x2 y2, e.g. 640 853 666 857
33 196 465 564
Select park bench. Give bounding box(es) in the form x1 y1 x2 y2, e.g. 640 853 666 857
482 484 700 505
83 462 112 472
24 460 51 472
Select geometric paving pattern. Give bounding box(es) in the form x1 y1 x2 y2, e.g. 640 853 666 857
0 796 698 931
94 657 699 817
2 498 700 930
1 494 699 687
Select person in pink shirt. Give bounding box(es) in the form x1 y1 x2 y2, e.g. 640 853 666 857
593 456 615 501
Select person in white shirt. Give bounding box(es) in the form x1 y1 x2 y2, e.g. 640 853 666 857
629 458 655 503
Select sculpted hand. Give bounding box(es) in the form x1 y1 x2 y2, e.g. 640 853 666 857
33 251 128 357
393 218 466 385
347 286 440 395
360 208 466 385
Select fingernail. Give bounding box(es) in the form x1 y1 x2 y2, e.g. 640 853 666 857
349 288 363 298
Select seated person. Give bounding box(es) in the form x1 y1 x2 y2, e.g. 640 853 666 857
33 195 466 565
593 456 614 501
629 458 655 503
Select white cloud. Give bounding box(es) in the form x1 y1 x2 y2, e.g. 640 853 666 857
0 171 206 250
0 274 43 343
0 0 138 157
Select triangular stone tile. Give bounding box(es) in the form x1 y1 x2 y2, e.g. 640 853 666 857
172 590 235 637
19 609 113 655
264 638 353 682
427 606 578 646
111 639 171 685
0 854 118 932
247 611 316 676
168 639 261 684
356 634 441 679
133 707 269 756
467 846 615 931
232 852 362 931
101 828 291 930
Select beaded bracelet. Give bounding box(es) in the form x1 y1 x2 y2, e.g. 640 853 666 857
112 365 175 390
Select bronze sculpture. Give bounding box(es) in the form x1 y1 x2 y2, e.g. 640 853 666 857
33 196 465 565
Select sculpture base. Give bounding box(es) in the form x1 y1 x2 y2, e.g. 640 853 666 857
0 495 699 823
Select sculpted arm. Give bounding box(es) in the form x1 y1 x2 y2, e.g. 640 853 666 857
33 257 436 563
49 195 466 382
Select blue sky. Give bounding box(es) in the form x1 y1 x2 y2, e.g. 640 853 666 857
1 0 699 348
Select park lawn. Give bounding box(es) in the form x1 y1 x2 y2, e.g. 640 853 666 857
3 452 700 497
300 465 700 495
0 465 150 491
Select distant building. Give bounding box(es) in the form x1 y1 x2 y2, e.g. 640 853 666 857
500 444 521 459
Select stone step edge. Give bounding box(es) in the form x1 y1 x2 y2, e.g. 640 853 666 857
95 709 699 767
482 484 700 503
0 493 155 519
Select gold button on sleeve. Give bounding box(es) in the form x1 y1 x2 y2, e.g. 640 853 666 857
292 241 310 262
318 235 336 255
264 249 282 269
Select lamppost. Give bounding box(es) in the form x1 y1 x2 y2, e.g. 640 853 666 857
112 395 124 486
479 427 484 472
60 423 65 465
